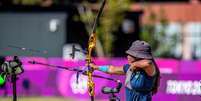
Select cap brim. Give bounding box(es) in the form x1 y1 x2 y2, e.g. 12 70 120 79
126 50 153 59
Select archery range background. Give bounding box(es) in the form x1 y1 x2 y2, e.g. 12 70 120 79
0 57 201 101
1 0 201 101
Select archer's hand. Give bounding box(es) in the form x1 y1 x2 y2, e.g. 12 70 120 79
87 63 99 70
130 59 152 70
130 63 137 71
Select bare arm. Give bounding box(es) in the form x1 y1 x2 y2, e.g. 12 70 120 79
89 64 125 75
107 65 125 75
131 59 152 69
130 59 155 76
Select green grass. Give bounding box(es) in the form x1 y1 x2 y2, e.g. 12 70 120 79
0 97 104 101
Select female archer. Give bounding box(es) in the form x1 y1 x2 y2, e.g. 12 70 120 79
89 40 160 101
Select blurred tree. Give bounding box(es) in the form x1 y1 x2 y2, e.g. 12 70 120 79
140 6 178 58
13 0 41 5
79 0 131 57
13 0 54 6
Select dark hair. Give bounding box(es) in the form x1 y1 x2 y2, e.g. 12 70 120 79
151 59 161 95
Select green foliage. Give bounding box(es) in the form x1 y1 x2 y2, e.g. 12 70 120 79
13 0 41 5
80 0 131 57
140 7 177 58
97 0 130 56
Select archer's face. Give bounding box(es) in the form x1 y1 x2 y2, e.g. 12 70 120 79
127 55 136 65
